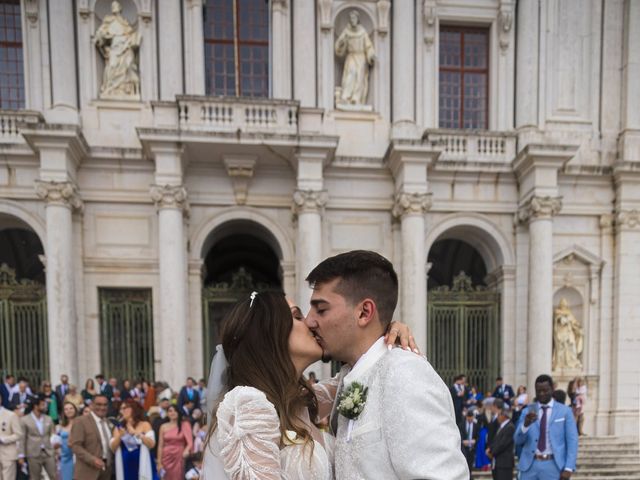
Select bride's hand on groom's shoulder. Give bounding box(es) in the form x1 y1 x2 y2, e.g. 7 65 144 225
385 321 420 354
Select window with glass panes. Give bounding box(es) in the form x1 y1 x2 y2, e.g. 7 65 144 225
203 0 269 97
0 0 25 110
439 26 489 129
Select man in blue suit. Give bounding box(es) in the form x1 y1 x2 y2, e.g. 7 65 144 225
514 374 578 479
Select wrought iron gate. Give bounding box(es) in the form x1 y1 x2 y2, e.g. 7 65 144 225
427 272 500 393
99 288 154 381
202 267 277 376
0 264 48 387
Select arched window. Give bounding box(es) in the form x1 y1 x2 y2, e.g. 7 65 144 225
203 0 269 98
0 0 25 109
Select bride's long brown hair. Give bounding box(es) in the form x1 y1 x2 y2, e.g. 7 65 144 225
206 291 318 450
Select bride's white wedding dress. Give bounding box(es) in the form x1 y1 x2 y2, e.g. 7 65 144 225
203 382 338 480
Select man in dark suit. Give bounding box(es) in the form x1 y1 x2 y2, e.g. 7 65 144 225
450 374 468 426
178 377 200 411
487 405 515 480
487 398 504 447
492 377 515 406
459 410 479 472
95 374 113 401
9 379 33 414
55 374 70 412
0 374 12 410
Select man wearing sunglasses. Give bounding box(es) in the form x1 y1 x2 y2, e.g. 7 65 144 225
70 394 113 480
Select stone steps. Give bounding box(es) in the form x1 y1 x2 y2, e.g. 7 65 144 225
471 436 640 480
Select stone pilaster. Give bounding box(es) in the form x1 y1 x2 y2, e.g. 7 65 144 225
35 180 83 385
391 0 417 138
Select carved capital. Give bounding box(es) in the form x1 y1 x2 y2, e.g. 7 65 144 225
35 181 83 211
392 192 432 219
615 209 640 229
272 0 288 10
292 189 328 216
599 213 615 230
150 184 189 211
517 196 562 223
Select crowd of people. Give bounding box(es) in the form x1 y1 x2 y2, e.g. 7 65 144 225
450 374 586 479
0 373 207 479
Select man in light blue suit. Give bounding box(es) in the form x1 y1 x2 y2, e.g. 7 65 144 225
514 374 578 479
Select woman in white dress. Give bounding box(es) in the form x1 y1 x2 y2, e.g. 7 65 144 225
203 291 415 480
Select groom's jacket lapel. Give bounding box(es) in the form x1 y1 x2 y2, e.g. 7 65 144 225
330 365 351 435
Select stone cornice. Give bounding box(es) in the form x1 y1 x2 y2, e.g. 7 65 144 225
517 196 562 223
292 189 328 216
150 184 189 211
35 180 83 211
392 191 432 219
21 124 89 169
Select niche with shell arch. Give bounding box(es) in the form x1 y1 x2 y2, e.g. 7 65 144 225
333 5 377 110
92 0 141 100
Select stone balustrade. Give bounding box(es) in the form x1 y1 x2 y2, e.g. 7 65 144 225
0 110 43 143
176 95 299 135
423 129 517 164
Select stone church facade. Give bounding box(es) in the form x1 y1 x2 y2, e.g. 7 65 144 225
0 0 638 436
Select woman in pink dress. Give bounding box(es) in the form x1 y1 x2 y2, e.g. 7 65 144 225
157 405 193 479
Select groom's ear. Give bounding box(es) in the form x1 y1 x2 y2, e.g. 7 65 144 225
356 298 376 327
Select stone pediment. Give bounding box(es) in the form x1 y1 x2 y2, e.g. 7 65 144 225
553 245 604 270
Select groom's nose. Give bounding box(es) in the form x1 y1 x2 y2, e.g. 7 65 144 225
304 313 318 329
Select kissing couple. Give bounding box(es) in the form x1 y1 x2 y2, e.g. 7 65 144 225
203 250 468 479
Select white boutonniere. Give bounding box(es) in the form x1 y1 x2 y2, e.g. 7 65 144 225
337 381 368 442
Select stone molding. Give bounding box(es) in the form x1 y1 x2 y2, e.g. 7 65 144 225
150 184 189 211
392 191 432 219
517 196 562 223
35 180 83 211
292 189 328 216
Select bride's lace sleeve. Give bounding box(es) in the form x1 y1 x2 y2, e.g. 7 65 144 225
216 386 287 480
312 375 339 421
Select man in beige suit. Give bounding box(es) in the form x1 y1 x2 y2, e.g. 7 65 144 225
70 393 113 480
0 391 22 479
18 394 57 479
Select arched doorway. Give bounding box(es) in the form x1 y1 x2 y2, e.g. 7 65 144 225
201 221 283 375
0 214 48 387
427 239 500 393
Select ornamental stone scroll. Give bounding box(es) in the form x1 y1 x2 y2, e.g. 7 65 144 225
35 180 83 211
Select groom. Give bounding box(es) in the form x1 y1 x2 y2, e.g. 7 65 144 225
305 250 468 479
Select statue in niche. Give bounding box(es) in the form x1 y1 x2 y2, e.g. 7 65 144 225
552 298 584 370
334 10 376 110
95 1 141 100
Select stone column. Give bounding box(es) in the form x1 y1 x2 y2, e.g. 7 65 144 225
391 0 416 138
518 196 562 389
46 0 78 123
392 192 431 350
35 181 82 384
293 190 327 312
158 1 184 100
293 0 316 107
151 185 189 390
610 165 640 435
619 0 640 162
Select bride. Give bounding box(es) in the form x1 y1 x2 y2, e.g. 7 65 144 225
203 291 415 479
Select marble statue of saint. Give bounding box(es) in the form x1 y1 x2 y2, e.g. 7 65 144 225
335 10 376 109
552 298 584 370
95 1 141 99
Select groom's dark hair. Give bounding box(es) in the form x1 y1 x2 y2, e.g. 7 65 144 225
306 250 398 327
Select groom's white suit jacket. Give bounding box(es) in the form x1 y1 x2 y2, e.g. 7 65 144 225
330 338 469 480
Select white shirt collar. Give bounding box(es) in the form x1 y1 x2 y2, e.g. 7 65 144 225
499 419 510 429
539 399 555 410
343 337 387 385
